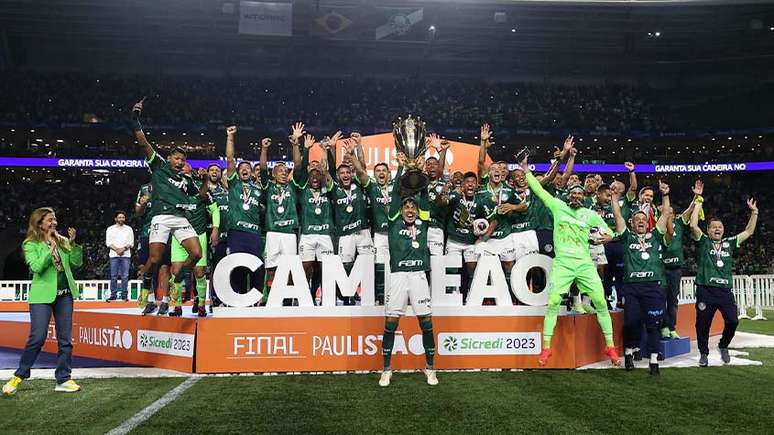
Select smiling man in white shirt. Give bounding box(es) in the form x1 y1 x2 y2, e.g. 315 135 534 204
105 211 134 301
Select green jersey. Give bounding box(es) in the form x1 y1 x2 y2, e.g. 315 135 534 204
528 185 555 231
227 173 264 235
183 181 219 235
263 180 301 233
446 191 476 244
135 183 154 238
331 180 368 236
365 179 396 234
298 181 335 235
387 187 430 272
662 216 688 269
694 234 739 288
473 182 522 239
209 184 229 233
620 227 667 284
526 172 612 262
593 202 616 230
146 152 198 218
426 179 449 229
510 188 533 233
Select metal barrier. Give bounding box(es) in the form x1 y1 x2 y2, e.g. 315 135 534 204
0 275 772 319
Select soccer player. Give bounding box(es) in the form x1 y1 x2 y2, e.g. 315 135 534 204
166 165 220 317
135 181 172 315
379 187 437 387
259 123 307 302
424 134 450 257
359 152 400 305
660 179 703 339
472 157 526 299
131 99 203 308
611 181 673 375
206 163 229 310
326 132 372 305
519 156 620 367
689 196 758 367
225 126 265 296
443 171 479 300
297 134 335 300
602 162 638 310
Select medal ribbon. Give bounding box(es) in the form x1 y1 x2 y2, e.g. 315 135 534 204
241 184 251 209
637 234 648 255
713 241 723 265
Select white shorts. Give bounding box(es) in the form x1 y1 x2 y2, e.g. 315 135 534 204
338 229 374 263
385 271 432 317
265 231 298 268
298 234 334 262
475 236 517 262
445 238 478 263
510 231 539 260
590 243 608 266
428 227 445 257
149 214 197 245
373 232 390 264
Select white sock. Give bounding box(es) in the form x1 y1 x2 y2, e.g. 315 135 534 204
650 353 658 364
573 295 582 306
625 348 633 356
162 296 170 303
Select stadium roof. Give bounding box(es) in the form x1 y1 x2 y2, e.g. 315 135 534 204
1 0 774 79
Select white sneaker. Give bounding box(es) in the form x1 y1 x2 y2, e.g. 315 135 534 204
424 369 439 386
378 370 392 387
54 380 81 393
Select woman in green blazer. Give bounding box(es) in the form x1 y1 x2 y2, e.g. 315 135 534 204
3 207 83 395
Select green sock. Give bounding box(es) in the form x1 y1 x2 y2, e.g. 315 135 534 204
543 292 563 348
382 320 398 370
420 318 435 369
589 291 615 346
196 276 207 305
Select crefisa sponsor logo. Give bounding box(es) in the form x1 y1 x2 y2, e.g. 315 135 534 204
78 325 133 349
137 330 195 358
437 332 541 355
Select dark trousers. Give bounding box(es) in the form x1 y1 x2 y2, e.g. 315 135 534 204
664 268 682 331
695 284 739 355
109 257 131 298
15 294 74 384
621 282 665 356
209 232 228 306
226 230 264 295
603 240 624 304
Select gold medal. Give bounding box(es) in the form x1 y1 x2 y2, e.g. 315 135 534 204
346 205 353 213
277 206 285 214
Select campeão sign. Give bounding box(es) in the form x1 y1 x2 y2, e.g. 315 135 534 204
212 253 553 308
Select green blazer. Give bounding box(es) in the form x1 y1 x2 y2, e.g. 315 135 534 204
23 240 83 304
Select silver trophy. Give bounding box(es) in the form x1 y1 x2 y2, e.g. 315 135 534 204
393 115 430 192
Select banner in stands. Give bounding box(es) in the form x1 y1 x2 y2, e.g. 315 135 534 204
238 1 293 36
2 155 774 173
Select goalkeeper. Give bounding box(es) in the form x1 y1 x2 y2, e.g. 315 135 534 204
518 155 620 367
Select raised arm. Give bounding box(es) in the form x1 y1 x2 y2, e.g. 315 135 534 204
689 199 704 240
558 147 576 184
289 122 304 171
542 135 574 187
624 162 637 202
478 123 491 178
436 136 450 175
130 99 154 159
258 137 271 185
737 198 759 245
346 139 370 186
225 125 237 177
294 133 314 187
610 191 627 235
656 180 673 245
681 179 704 222
521 156 558 207
350 132 366 169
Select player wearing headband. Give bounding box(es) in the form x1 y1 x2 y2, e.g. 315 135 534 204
689 195 758 367
519 155 620 367
611 181 673 375
378 192 437 387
